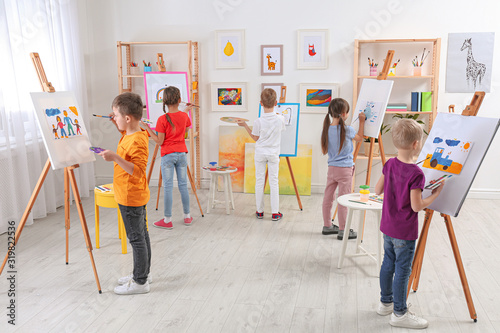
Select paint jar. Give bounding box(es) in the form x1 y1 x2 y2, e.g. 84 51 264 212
144 66 152 72
130 66 140 75
359 185 370 202
209 161 217 171
413 67 422 76
369 67 377 76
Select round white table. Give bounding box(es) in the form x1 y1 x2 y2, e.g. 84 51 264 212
336 193 383 271
203 167 238 215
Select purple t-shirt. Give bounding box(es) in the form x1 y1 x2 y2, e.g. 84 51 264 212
380 158 425 240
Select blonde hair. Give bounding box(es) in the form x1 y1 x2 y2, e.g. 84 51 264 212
260 88 277 108
392 119 423 149
321 98 350 155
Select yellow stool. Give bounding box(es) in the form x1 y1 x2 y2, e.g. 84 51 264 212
94 184 128 254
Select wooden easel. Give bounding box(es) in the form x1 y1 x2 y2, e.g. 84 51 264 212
406 91 485 322
156 53 166 72
331 50 394 224
0 53 102 293
263 94 303 211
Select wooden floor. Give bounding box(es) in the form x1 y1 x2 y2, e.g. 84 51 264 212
0 188 499 332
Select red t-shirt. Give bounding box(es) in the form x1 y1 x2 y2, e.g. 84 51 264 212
156 112 191 156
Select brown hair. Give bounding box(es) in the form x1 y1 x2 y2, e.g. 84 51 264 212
321 98 350 155
162 86 182 132
260 88 277 108
392 119 423 150
112 92 143 120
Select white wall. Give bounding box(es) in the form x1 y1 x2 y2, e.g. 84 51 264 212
81 0 500 198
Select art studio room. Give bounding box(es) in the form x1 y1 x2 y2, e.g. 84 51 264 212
1 0 500 332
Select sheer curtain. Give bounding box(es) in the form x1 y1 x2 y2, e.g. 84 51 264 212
0 0 94 234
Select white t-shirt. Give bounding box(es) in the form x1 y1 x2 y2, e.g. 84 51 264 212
252 112 286 156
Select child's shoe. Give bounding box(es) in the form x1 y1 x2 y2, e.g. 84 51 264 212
184 217 193 226
322 224 340 235
154 219 173 229
272 212 283 221
389 305 428 329
118 273 152 285
337 229 357 240
256 211 264 219
114 279 150 295
376 302 393 316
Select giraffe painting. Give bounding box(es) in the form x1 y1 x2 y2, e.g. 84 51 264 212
266 54 277 71
460 38 486 90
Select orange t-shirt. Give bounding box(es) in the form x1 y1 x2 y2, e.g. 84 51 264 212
113 129 150 207
156 112 191 156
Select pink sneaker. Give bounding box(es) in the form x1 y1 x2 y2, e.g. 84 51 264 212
184 217 193 226
154 219 173 229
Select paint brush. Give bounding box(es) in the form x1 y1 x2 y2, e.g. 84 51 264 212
93 114 112 119
416 156 430 165
180 101 200 108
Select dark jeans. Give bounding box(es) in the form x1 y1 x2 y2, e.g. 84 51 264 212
379 234 416 315
118 204 151 285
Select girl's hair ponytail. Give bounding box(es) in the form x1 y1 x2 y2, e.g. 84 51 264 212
320 98 350 155
162 86 181 133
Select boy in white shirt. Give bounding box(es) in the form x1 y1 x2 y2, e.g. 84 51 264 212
238 89 286 221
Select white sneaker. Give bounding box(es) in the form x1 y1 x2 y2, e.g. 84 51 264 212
390 305 428 329
117 273 152 285
377 302 393 316
114 279 150 295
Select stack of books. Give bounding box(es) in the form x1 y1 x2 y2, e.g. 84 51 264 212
386 103 408 112
411 92 432 112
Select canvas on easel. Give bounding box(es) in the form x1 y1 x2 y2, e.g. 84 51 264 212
417 112 499 217
30 91 95 170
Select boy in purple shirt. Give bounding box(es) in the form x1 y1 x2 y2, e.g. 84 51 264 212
374 119 444 329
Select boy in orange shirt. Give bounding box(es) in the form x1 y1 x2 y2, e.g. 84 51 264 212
99 92 151 295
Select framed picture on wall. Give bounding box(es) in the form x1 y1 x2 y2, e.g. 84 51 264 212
211 82 248 111
261 83 283 101
215 30 245 69
261 45 283 75
297 29 328 69
300 83 339 113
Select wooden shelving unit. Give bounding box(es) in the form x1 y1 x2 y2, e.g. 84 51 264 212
116 41 201 188
353 38 441 130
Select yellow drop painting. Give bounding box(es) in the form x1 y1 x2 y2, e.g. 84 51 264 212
244 143 312 195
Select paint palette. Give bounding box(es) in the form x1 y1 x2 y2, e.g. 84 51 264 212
424 174 453 190
89 146 105 154
220 117 249 123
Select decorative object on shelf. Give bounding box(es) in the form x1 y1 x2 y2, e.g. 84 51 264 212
299 83 339 114
369 57 378 76
297 29 328 69
363 122 390 156
388 59 399 76
215 29 245 69
144 71 191 129
261 45 283 75
446 32 494 93
156 53 166 72
211 82 248 111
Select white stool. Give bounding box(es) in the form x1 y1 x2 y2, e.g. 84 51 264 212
203 167 237 215
336 193 383 272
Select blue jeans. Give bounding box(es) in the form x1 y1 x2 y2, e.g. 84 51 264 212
161 152 190 217
379 234 416 315
118 204 151 285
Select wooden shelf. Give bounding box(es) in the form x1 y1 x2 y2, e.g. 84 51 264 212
358 75 433 79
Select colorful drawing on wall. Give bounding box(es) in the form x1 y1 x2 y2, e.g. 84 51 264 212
261 45 283 75
306 89 332 107
243 143 312 195
43 106 86 140
144 71 191 130
421 136 473 175
446 32 495 93
218 126 255 192
216 30 245 68
30 91 95 170
218 88 242 106
297 30 328 69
